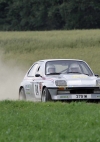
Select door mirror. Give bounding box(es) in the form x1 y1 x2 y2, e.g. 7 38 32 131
95 74 99 77
35 74 41 77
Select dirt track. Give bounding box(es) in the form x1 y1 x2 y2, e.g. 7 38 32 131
0 54 25 100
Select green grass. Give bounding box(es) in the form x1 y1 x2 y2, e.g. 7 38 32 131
0 101 100 142
0 30 100 74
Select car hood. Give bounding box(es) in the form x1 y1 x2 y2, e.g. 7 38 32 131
63 74 97 86
46 74 97 87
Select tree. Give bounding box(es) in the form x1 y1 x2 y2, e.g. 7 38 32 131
0 0 100 30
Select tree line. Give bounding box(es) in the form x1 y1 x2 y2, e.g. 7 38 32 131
0 0 100 31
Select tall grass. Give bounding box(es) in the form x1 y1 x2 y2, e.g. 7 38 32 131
0 30 100 73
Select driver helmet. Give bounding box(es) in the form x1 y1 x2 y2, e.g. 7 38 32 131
46 64 56 74
69 64 80 72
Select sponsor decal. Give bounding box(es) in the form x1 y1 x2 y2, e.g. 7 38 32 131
72 75 88 79
25 85 30 90
26 91 30 94
60 96 69 98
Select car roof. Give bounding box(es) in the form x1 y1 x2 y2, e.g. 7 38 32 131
38 59 84 63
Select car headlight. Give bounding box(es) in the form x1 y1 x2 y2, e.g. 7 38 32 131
55 80 67 86
96 79 100 86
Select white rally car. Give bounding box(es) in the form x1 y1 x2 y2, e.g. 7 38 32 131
19 59 100 102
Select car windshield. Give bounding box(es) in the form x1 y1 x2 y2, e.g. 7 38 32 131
45 60 94 76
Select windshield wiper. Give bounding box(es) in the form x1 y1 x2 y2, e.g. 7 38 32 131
46 72 61 75
67 72 82 74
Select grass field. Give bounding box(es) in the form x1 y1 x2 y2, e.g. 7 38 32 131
0 30 100 142
0 101 100 142
0 30 100 73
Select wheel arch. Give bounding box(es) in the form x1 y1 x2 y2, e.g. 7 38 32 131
42 85 52 98
19 86 24 94
41 86 52 102
19 86 26 100
42 86 46 93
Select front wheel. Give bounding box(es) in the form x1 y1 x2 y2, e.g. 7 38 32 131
19 88 26 100
41 87 52 102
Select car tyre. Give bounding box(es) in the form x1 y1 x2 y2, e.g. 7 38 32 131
19 88 26 100
41 87 52 102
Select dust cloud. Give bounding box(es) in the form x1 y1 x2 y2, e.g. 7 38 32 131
0 53 25 100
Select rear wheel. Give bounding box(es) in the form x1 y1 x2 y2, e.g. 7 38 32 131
41 87 52 102
19 88 26 100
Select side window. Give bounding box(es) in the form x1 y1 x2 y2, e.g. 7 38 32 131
80 64 88 74
80 63 93 76
28 64 39 77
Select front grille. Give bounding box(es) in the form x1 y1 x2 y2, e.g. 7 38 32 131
57 87 100 94
70 89 94 94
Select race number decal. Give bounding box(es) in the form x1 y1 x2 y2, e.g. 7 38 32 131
34 82 41 98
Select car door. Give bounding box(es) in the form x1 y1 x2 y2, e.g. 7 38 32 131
26 63 43 100
32 63 44 99
25 63 40 99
